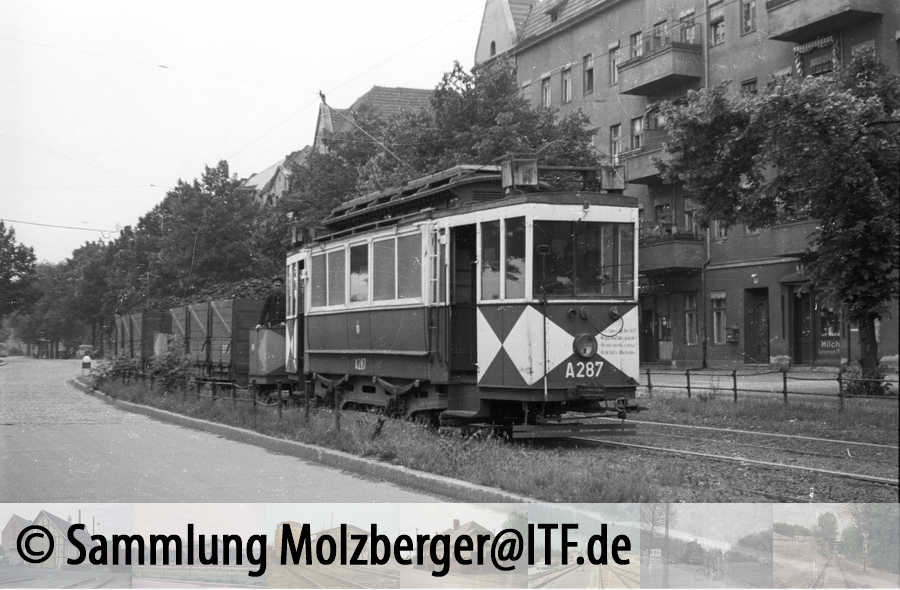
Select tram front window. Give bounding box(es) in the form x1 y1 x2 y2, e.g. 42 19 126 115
533 220 634 298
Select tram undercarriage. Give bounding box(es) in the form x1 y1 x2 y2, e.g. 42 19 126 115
306 373 640 439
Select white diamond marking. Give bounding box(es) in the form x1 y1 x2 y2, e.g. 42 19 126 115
476 308 502 382
503 306 573 386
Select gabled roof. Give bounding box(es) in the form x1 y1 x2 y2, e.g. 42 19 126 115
441 520 493 537
350 86 433 119
243 159 284 192
32 510 92 546
509 0 537 34
314 86 432 151
519 0 610 45
3 514 29 534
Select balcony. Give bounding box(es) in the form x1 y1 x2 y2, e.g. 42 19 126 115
618 35 703 96
766 0 887 42
620 129 670 184
640 223 706 273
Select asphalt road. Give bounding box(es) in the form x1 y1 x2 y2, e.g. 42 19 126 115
0 357 441 502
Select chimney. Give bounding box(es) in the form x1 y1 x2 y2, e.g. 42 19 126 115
453 519 460 530
78 509 82 524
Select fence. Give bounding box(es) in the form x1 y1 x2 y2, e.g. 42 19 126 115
641 368 899 411
105 371 352 431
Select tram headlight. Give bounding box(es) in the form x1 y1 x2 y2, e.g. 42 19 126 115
573 333 597 359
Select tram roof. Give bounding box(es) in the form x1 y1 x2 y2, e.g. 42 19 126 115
323 162 615 231
325 164 499 228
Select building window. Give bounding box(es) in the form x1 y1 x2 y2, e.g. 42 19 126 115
680 17 697 44
582 54 594 95
740 78 758 94
712 295 727 344
608 45 620 85
684 209 699 236
609 124 621 164
520 82 531 100
709 2 725 46
740 0 756 35
490 40 497 57
561 67 572 103
630 116 643 150
684 293 699 345
349 243 369 303
808 51 834 76
714 219 728 239
629 31 643 59
651 20 667 52
541 77 551 107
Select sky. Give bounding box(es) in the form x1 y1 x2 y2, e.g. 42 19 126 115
0 0 485 263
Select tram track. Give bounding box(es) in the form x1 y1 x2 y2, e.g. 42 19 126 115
572 435 899 487
590 416 899 450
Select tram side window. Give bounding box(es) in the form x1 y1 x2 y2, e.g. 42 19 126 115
349 243 369 303
327 249 346 306
397 234 422 298
481 221 501 300
311 254 327 307
533 221 634 298
373 238 396 300
505 217 526 299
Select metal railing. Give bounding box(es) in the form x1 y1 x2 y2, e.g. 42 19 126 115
622 23 702 67
639 221 702 242
641 367 899 411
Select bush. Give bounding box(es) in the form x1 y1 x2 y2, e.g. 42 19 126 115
842 364 895 397
148 347 193 390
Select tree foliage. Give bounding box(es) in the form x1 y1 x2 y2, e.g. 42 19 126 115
660 54 900 378
284 57 601 231
0 221 37 318
11 161 287 354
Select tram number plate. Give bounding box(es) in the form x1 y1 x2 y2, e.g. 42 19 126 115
354 358 367 371
565 361 604 379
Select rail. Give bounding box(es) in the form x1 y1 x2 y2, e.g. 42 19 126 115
641 367 899 410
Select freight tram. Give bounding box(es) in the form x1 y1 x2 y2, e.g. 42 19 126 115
285 158 641 437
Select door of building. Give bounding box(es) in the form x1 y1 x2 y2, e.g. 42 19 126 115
640 307 658 363
744 288 770 364
449 225 477 375
791 290 814 364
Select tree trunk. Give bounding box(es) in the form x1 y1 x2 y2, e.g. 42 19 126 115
857 313 880 380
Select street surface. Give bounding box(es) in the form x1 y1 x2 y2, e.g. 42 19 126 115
0 357 441 502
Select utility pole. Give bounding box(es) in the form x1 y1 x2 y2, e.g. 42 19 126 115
664 503 671 587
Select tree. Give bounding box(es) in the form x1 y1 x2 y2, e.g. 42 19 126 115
659 54 900 384
845 503 900 573
0 221 37 319
814 512 839 555
285 57 603 232
641 504 666 544
359 58 600 190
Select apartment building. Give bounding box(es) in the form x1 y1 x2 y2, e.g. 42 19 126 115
476 0 899 367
